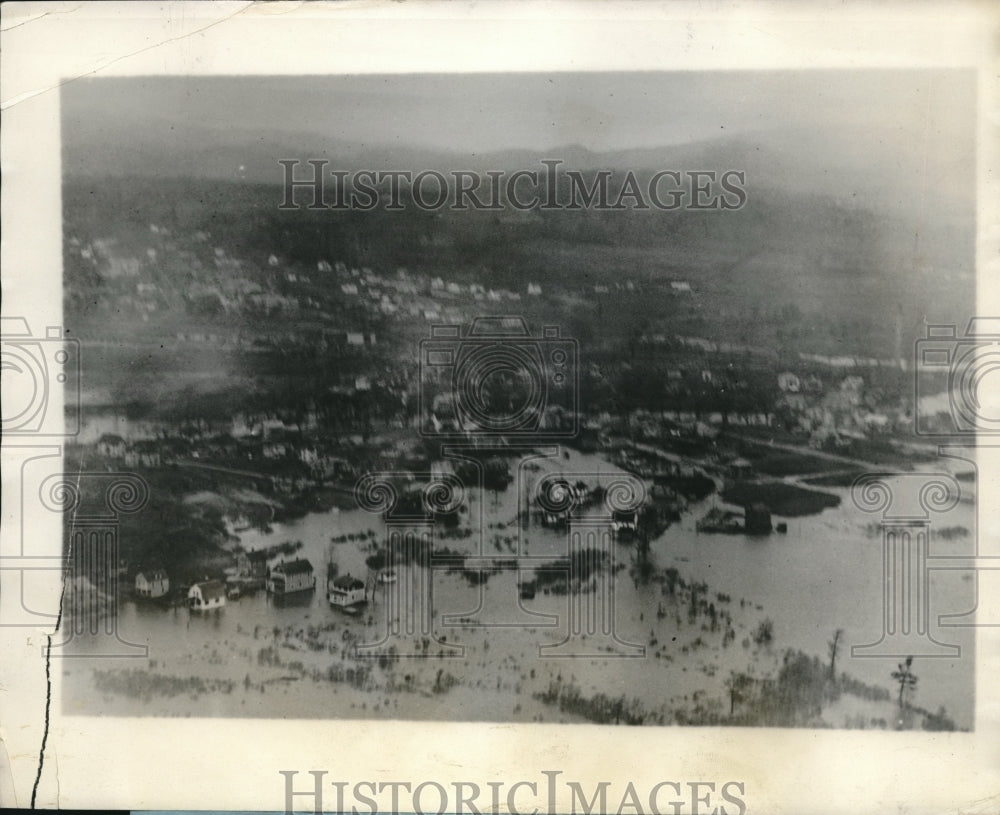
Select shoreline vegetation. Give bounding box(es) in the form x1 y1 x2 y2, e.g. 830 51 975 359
81 551 961 731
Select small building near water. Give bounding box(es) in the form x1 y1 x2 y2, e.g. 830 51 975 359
744 503 773 535
237 549 269 581
612 509 638 537
267 559 316 595
728 458 754 480
328 574 366 608
135 570 169 599
96 433 127 459
188 580 226 611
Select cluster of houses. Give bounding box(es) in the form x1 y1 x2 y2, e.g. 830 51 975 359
132 552 379 615
577 360 901 452
96 435 163 467
133 551 321 612
134 567 227 611
338 264 530 324
70 218 562 342
524 460 647 534
87 418 377 492
73 217 678 335
775 371 898 447
69 217 911 450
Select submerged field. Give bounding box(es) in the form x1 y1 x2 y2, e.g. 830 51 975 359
60 452 974 730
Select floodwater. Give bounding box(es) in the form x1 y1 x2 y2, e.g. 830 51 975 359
62 450 976 729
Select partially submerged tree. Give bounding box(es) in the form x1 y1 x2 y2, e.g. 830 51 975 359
725 671 755 716
828 628 843 680
891 656 918 711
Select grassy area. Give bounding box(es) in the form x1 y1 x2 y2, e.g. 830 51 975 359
55 461 237 585
738 449 852 478
721 481 840 516
802 471 867 488
675 649 958 730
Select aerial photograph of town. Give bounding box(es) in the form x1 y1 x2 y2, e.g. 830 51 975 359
57 71 977 730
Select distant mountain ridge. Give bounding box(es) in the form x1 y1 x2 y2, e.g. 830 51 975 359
62 112 972 226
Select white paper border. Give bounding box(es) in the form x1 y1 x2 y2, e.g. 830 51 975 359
2 2 998 812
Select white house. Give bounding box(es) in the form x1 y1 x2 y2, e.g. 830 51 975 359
135 570 169 599
97 434 127 458
777 372 802 393
188 580 226 611
124 440 162 468
262 442 287 460
328 574 366 608
267 559 316 595
612 509 638 536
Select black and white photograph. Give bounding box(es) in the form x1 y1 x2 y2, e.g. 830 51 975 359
2 3 998 813
53 67 980 730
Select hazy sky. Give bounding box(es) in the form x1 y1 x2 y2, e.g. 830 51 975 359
63 70 974 154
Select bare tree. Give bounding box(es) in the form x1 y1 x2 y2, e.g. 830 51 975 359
725 671 755 716
891 656 918 711
828 628 843 680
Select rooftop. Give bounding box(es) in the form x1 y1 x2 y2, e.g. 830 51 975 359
192 579 225 601
272 558 314 575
